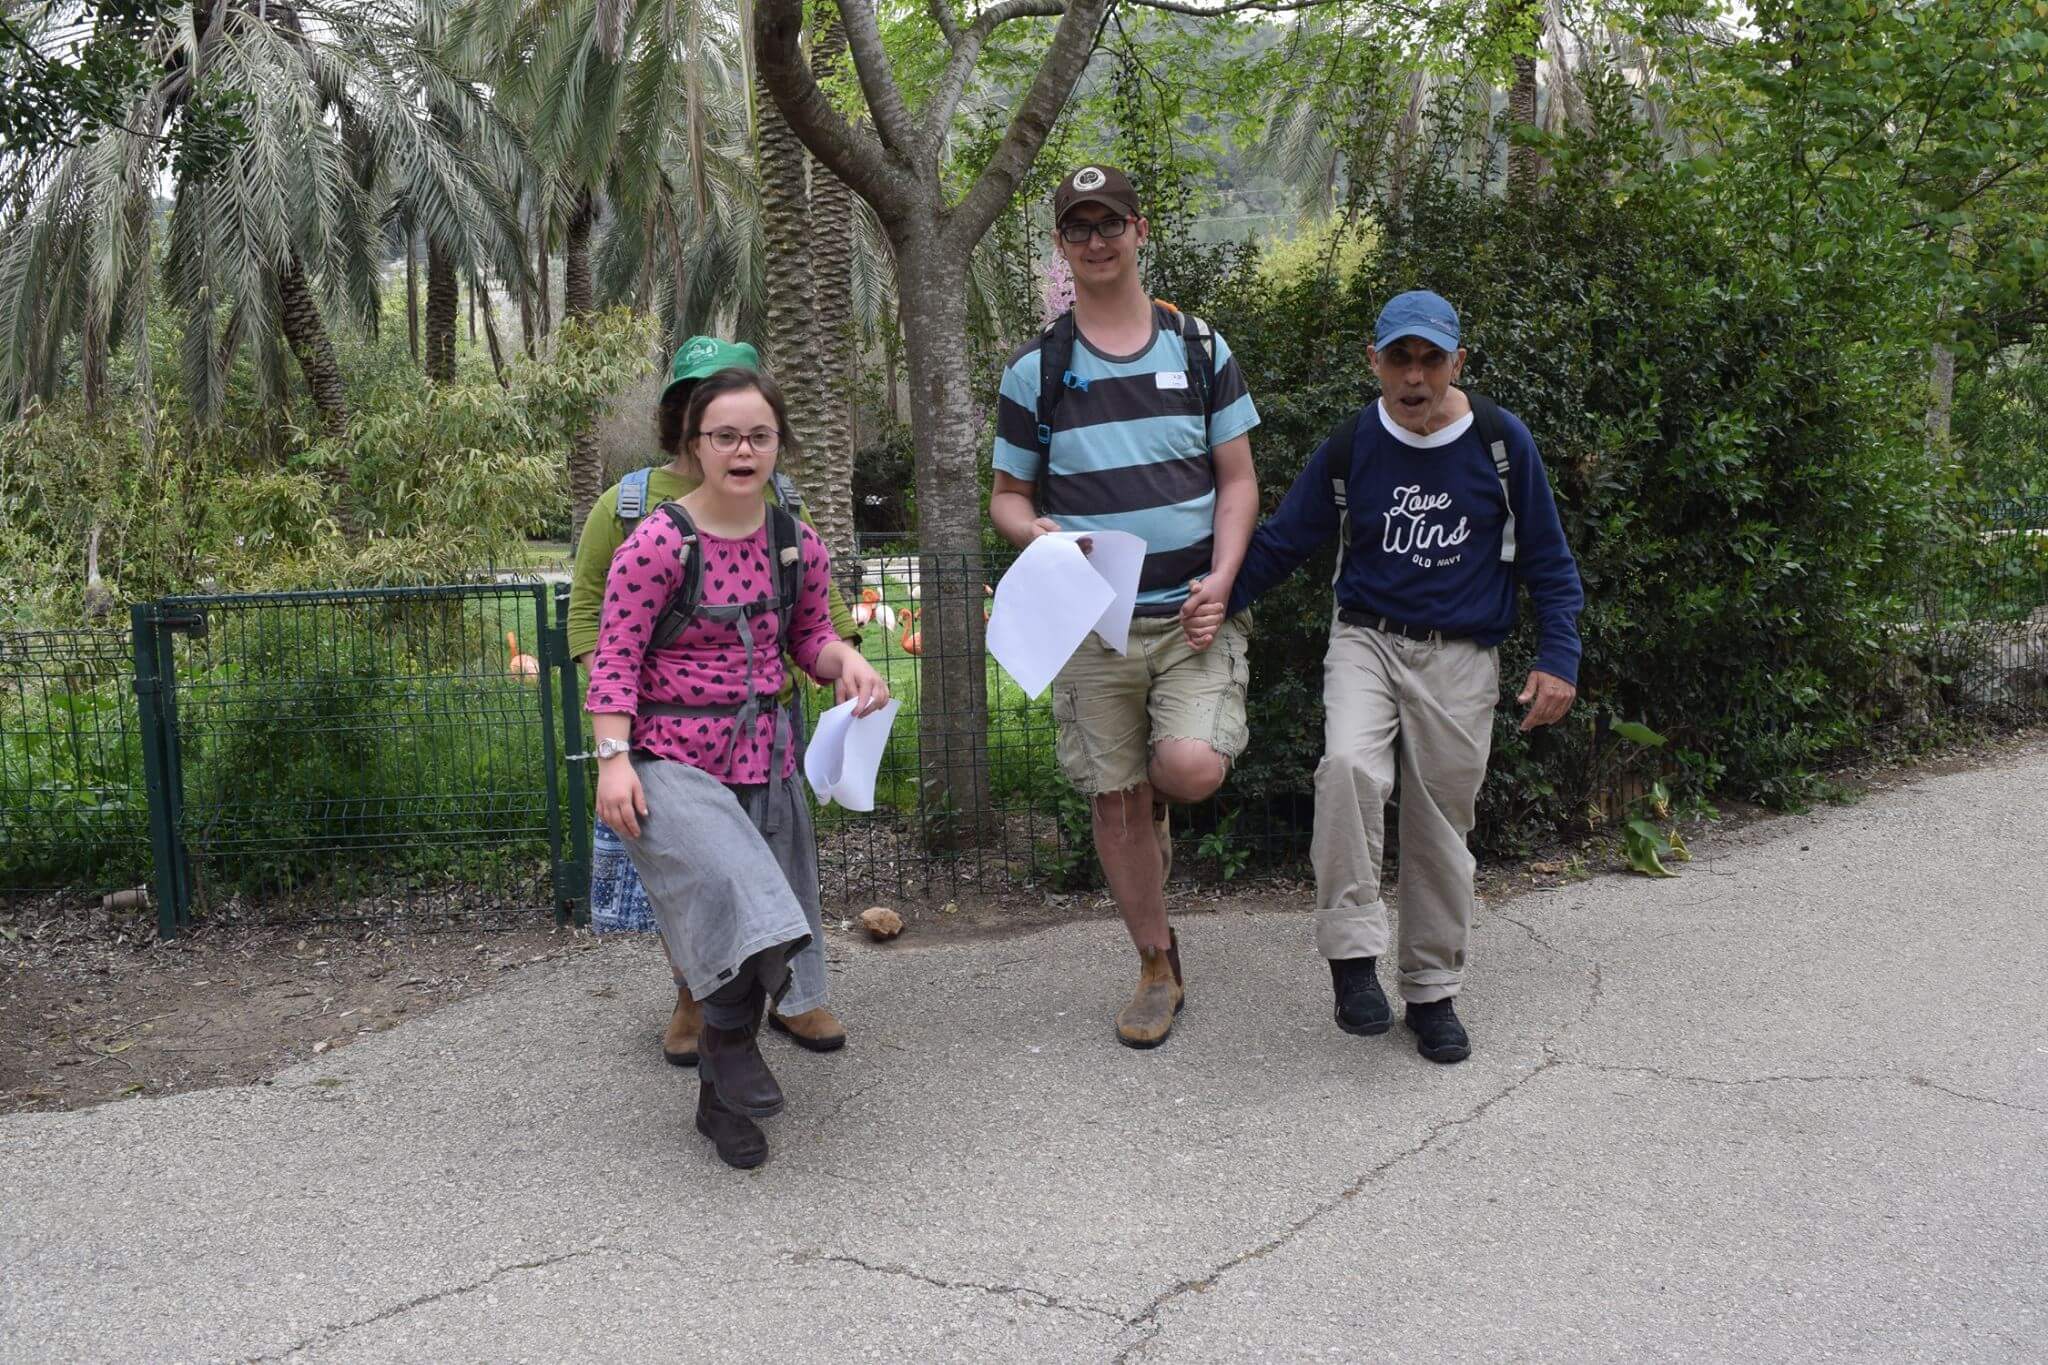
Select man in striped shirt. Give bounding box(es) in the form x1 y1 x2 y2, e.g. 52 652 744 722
989 165 1260 1050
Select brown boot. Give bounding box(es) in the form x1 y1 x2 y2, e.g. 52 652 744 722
662 985 701 1068
769 1006 848 1053
1116 929 1186 1049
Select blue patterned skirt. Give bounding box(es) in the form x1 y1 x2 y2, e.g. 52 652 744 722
589 815 658 934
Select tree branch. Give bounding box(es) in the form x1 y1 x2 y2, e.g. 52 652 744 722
833 0 921 160
1128 0 1399 16
753 0 915 218
922 0 1067 161
927 0 960 45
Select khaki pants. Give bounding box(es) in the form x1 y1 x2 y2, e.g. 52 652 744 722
1312 621 1499 1004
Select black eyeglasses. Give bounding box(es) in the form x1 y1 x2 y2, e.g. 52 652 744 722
1058 216 1132 244
691 427 783 455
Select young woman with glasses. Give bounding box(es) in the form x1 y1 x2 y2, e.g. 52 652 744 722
584 367 888 1169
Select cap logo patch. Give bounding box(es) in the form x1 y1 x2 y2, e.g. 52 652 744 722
686 339 717 360
1073 166 1107 191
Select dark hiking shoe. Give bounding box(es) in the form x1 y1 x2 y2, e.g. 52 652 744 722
1404 998 1471 1064
1329 957 1391 1036
696 1079 768 1169
698 1020 786 1118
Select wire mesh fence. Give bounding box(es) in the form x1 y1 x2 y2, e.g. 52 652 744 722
147 583 570 925
0 628 151 897
3 506 2044 925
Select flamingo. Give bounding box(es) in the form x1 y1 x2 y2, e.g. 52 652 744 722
505 630 540 682
898 608 923 657
853 587 881 626
983 583 993 623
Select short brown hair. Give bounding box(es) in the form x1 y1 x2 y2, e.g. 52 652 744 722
679 367 800 476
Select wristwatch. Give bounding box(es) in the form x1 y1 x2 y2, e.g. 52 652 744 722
595 737 631 760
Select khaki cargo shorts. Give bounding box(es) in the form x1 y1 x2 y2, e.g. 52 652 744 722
1049 610 1253 796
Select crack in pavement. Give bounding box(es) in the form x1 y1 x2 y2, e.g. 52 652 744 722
1111 1052 1574 1362
1567 1061 2045 1115
779 1249 1124 1323
243 1246 614 1362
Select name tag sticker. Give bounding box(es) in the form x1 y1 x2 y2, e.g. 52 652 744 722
1156 370 1188 390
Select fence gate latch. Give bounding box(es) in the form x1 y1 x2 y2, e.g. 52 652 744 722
159 609 208 638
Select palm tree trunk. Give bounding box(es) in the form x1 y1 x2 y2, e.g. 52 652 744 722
406 229 419 362
804 16 861 584
757 68 812 397
425 236 458 383
563 189 600 548
278 255 348 438
1505 0 1543 200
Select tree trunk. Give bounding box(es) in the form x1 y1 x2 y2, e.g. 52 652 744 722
896 243 991 836
278 256 348 439
804 16 861 584
757 65 814 399
476 276 508 386
563 190 599 549
1506 52 1540 200
1926 342 1956 454
406 229 419 362
425 236 459 383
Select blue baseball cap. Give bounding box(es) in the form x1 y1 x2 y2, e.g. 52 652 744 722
1374 290 1461 352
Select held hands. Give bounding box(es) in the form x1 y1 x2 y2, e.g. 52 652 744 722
834 652 891 717
1179 574 1232 652
1517 669 1577 732
596 758 648 838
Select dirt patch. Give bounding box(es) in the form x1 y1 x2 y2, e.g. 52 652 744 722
0 896 599 1116
8 725 2042 1117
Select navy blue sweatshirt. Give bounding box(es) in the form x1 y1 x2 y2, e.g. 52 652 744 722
1229 398 1585 684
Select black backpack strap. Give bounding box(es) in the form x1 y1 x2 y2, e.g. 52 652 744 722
1465 392 1516 563
1166 303 1218 433
647 501 704 651
766 503 805 655
1325 409 1367 586
1034 310 1080 513
769 470 807 521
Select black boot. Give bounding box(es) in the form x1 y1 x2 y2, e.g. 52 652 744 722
699 952 787 1118
1404 997 1471 1064
1330 957 1391 1036
696 1077 768 1169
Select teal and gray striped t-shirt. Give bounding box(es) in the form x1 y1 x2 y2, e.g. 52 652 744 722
992 306 1259 613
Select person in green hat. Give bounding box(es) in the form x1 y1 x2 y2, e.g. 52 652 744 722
568 336 862 1063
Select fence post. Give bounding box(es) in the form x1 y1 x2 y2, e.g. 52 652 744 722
551 583 591 925
130 604 185 937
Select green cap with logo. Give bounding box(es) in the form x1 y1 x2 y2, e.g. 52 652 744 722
663 335 760 403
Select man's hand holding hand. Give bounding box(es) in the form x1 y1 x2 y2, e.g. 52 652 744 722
1517 669 1577 732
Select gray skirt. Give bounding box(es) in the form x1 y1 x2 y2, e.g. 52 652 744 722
613 754 823 1003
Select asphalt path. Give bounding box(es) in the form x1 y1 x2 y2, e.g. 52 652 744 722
4 743 2044 1362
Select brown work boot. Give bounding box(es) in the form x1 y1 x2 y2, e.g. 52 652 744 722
1116 929 1186 1050
769 1006 848 1053
662 985 701 1067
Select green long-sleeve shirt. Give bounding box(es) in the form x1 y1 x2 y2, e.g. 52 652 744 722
568 464 860 689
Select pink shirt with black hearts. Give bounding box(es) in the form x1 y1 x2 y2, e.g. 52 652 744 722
584 511 839 784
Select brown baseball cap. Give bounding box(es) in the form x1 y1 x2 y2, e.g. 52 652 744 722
1053 165 1140 225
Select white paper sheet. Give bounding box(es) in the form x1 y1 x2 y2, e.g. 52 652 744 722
1047 530 1145 653
985 530 1146 698
803 697 901 812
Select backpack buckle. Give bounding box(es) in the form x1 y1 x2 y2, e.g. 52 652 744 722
1062 370 1088 392
1036 423 1053 447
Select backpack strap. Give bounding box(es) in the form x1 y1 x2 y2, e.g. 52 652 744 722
1163 302 1218 433
646 501 704 651
1325 409 1367 586
1466 392 1516 564
766 503 804 656
615 466 653 527
769 470 807 521
1033 310 1080 513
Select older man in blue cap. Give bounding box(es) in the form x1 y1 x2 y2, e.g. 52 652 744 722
1228 291 1585 1063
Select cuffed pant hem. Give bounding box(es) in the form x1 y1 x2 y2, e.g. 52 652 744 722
1315 904 1390 961
1398 971 1463 1005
